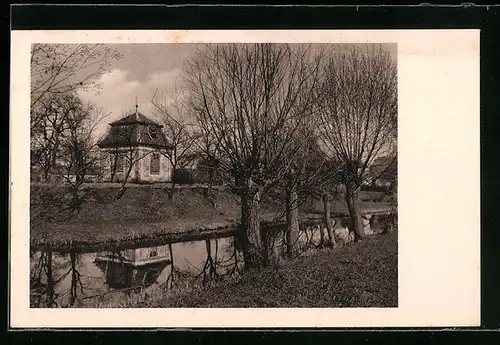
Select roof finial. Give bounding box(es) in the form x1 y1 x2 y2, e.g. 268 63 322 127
135 96 138 116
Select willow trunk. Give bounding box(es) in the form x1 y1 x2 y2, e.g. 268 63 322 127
322 194 336 247
239 184 266 269
346 183 365 241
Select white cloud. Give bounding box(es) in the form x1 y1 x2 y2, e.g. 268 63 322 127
78 68 184 140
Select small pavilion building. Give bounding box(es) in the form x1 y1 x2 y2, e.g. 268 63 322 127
97 107 173 183
94 244 171 289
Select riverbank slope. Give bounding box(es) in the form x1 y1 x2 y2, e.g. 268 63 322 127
131 230 398 308
30 184 395 252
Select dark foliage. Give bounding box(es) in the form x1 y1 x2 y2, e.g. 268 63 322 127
172 168 198 185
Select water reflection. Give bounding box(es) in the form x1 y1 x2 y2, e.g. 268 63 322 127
30 214 388 307
30 236 245 307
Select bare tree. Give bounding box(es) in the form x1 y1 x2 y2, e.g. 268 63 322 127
31 93 72 181
58 95 109 209
191 109 228 191
30 92 107 181
152 90 200 197
278 125 339 257
285 131 343 250
184 43 325 269
30 43 120 184
316 45 397 241
30 44 121 111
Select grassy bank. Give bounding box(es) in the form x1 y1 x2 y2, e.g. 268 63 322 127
30 184 396 252
127 230 398 308
30 185 282 252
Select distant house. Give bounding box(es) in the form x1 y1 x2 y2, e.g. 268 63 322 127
369 156 397 188
97 109 174 183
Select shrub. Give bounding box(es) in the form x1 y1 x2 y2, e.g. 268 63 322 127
172 168 198 185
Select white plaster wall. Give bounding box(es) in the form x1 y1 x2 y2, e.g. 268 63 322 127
133 244 170 262
136 147 172 183
99 147 172 183
99 149 139 182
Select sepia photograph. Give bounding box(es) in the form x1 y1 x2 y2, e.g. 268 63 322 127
10 29 480 328
28 42 398 309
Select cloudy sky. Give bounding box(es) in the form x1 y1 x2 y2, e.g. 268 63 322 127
75 43 396 139
77 43 203 139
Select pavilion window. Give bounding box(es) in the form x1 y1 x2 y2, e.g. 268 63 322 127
150 153 160 175
148 125 158 139
112 155 124 173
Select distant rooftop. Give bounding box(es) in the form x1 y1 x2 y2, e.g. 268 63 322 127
110 112 162 127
